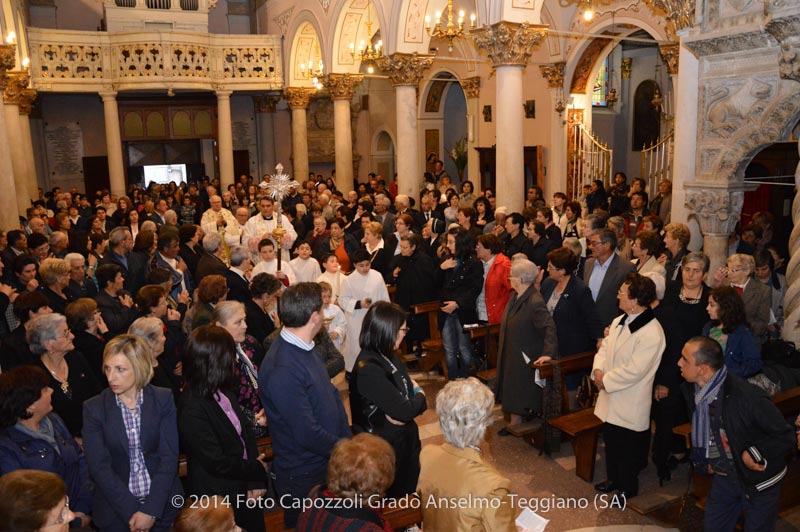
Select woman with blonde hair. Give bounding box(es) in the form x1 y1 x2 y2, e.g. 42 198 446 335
83 335 183 531
39 258 74 315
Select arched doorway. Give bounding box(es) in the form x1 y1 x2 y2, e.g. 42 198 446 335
372 130 395 182
420 72 467 185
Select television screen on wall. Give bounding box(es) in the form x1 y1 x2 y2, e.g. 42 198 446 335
143 164 187 187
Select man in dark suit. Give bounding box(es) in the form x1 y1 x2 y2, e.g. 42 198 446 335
100 227 147 296
148 198 169 227
151 233 194 301
225 245 251 303
178 224 203 280
195 232 229 285
583 228 636 328
394 194 425 233
1 230 27 282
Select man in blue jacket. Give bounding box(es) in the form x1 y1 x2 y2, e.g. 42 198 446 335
258 282 351 528
679 336 795 532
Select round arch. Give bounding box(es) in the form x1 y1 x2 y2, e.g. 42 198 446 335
286 12 325 87
329 0 388 74
371 129 396 182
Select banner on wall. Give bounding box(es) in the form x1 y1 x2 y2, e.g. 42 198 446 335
44 122 84 189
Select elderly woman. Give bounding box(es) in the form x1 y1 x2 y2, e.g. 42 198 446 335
137 284 184 384
179 325 269 532
188 274 228 332
350 301 426 498
28 313 101 437
711 253 771 343
661 222 690 283
64 252 98 300
128 317 181 400
0 470 75 532
418 378 515 531
495 257 558 433
439 227 483 379
39 258 75 315
754 250 786 335
362 220 396 282
632 230 666 277
83 335 183 532
213 301 267 438
392 213 416 255
316 217 359 274
297 434 395 532
245 272 282 344
0 366 92 529
593 273 665 499
702 286 762 378
65 298 109 385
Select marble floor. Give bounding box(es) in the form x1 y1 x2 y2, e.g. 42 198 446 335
337 371 800 532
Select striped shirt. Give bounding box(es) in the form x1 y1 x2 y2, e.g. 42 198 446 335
115 389 150 499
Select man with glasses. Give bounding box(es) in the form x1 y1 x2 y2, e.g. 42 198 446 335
583 229 635 328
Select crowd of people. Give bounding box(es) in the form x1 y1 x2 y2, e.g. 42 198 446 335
0 168 798 532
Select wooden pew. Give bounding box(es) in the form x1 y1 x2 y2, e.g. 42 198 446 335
468 323 501 383
405 301 448 379
179 436 273 478
538 351 602 482
672 386 800 516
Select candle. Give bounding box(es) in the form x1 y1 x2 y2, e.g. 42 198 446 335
5 31 15 44
21 57 29 69
470 13 476 27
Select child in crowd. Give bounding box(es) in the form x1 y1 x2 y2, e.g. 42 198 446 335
251 238 296 286
290 241 322 283
180 195 196 226
316 253 347 304
318 281 346 351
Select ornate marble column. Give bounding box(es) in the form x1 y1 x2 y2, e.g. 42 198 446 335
472 22 547 213
376 53 433 198
216 90 235 190
0 44 20 228
324 73 363 192
4 71 33 213
461 76 481 186
285 87 315 184
100 90 126 198
539 62 566 200
254 94 280 179
18 89 39 205
786 139 800 345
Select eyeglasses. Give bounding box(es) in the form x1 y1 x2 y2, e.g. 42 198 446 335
546 264 560 271
44 496 71 527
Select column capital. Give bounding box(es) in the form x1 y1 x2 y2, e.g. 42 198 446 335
99 89 118 101
470 21 548 68
2 71 30 106
322 73 364 100
538 62 565 89
0 44 16 89
375 53 434 86
684 182 752 235
461 76 481 99
254 94 281 113
621 58 633 79
659 43 679 75
215 89 233 99
17 88 37 115
285 87 315 109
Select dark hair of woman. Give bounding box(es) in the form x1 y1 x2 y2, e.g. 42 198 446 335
447 227 476 259
473 196 493 216
136 284 167 315
0 470 67 532
635 230 662 257
0 366 50 428
359 301 406 357
249 272 282 299
133 230 155 253
183 325 237 400
476 233 503 255
624 272 657 308
709 286 748 334
547 246 578 273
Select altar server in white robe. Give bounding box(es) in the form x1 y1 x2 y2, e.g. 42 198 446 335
243 196 297 264
338 248 390 372
251 238 297 286
290 241 322 283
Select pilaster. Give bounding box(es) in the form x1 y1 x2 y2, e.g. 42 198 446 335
4 71 33 213
461 76 481 185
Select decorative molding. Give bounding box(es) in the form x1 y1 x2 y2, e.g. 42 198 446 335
684 185 745 235
779 43 800 82
375 53 433 86
17 88 37 115
683 32 774 58
659 43 679 75
470 21 547 68
272 7 294 36
570 37 611 93
538 62 564 89
766 15 800 83
253 94 281 113
641 0 694 38
2 71 30 106
701 77 774 141
461 76 480 99
322 73 363 100
285 87 316 109
621 57 632 79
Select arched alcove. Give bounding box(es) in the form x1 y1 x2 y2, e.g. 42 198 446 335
288 18 324 87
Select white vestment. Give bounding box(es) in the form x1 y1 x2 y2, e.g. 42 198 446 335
290 257 322 283
243 213 297 264
338 270 390 371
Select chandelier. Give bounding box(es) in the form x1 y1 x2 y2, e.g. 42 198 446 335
558 0 615 22
350 20 383 74
299 45 324 90
425 0 475 52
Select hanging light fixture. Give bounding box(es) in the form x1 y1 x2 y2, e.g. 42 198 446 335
350 19 383 74
299 44 324 90
652 59 663 113
425 0 476 52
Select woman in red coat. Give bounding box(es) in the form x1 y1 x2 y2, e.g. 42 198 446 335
476 234 512 325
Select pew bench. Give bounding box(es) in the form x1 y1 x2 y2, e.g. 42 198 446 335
405 301 448 379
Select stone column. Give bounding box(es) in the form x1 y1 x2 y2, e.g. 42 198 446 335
539 62 566 199
786 139 800 345
324 73 363 192
18 89 39 204
100 90 126 198
216 90 235 190
472 22 547 213
285 87 315 183
254 94 280 179
461 76 481 186
0 44 19 228
4 71 33 214
376 53 434 198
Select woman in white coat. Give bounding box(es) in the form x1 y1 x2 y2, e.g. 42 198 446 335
592 272 665 499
